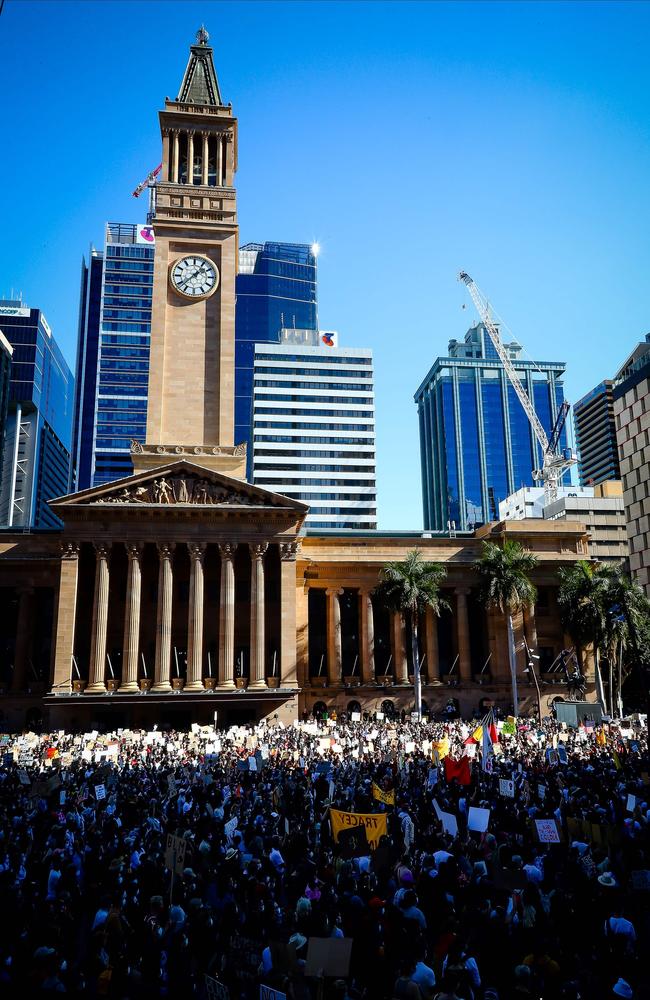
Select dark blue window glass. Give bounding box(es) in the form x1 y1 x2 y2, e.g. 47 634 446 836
481 379 509 515
508 384 534 491
458 377 483 527
441 379 460 526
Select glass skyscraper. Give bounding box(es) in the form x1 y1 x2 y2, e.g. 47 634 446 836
72 222 155 489
415 322 568 531
0 300 73 528
235 242 318 457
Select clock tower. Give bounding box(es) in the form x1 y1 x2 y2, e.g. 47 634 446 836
132 27 246 477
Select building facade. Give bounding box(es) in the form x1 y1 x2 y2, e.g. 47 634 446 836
251 333 377 530
0 31 595 729
0 331 12 487
613 335 650 594
499 483 628 564
574 380 620 486
0 301 73 529
71 224 155 490
235 242 318 459
415 322 568 532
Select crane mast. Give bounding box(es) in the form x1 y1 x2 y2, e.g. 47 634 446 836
458 271 575 507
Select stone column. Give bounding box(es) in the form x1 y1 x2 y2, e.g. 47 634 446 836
326 588 343 686
52 542 80 693
216 134 223 185
87 543 110 694
455 589 472 683
152 543 174 692
12 586 35 691
249 543 268 690
391 612 408 684
280 542 299 686
172 131 180 183
359 589 375 685
186 543 206 691
119 543 142 692
218 543 236 690
202 133 209 185
187 131 195 184
162 129 171 182
425 605 440 683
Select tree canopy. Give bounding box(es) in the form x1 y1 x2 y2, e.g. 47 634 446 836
475 539 538 614
374 549 449 619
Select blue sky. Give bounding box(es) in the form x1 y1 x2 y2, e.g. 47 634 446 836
1 0 649 529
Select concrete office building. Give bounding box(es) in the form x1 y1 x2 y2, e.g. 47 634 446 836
574 380 620 486
500 483 628 563
251 330 377 530
613 334 650 594
71 223 155 490
415 322 568 532
0 300 73 529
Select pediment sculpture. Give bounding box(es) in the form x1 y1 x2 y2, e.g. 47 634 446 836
94 475 273 507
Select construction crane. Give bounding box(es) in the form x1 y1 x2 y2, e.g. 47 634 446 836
132 163 162 221
458 271 575 506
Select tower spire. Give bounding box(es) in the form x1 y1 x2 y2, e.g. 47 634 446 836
177 27 223 106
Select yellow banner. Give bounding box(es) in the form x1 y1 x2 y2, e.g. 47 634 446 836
372 783 395 806
432 738 450 761
330 808 388 850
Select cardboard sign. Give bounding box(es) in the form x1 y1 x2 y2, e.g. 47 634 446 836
440 810 458 838
535 818 561 843
468 806 490 833
94 784 106 801
224 816 238 841
626 794 636 813
165 833 187 874
304 937 353 978
350 712 361 722
499 778 515 798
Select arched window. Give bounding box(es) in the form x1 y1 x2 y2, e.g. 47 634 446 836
347 700 362 717
381 699 397 720
312 700 327 719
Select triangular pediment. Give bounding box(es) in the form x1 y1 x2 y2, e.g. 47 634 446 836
49 461 309 514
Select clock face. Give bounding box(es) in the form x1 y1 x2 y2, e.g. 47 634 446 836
169 255 219 299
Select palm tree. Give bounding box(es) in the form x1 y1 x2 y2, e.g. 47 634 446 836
374 550 449 720
475 539 538 716
559 561 650 715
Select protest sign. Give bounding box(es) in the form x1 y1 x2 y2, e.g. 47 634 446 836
535 818 561 843
329 808 387 850
499 778 515 798
260 987 286 1000
165 833 187 875
626 793 636 812
440 810 458 838
468 807 490 833
371 783 395 806
305 937 352 978
94 784 106 801
350 712 361 722
224 816 238 841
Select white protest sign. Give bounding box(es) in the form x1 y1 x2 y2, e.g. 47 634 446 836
433 799 443 819
376 712 384 721
535 818 561 843
350 712 361 722
467 807 490 833
626 794 636 812
499 778 515 798
440 810 458 838
224 816 238 842
94 784 106 801
248 756 257 772
465 744 477 759
405 741 416 754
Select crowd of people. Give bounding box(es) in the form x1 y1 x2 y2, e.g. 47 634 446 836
0 709 647 999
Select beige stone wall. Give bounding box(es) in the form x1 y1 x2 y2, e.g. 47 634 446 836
614 375 650 593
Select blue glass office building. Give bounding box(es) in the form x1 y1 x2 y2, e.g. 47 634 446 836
235 242 318 455
415 323 568 531
72 222 154 489
0 301 73 528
